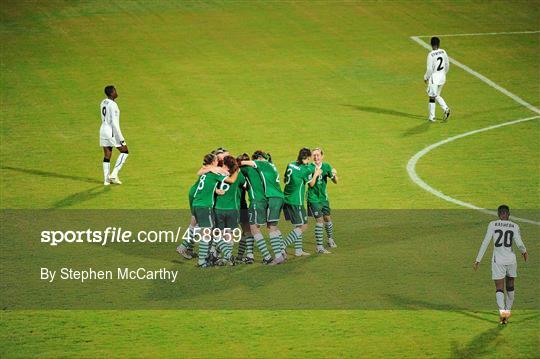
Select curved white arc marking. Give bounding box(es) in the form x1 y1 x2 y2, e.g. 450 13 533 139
407 116 540 225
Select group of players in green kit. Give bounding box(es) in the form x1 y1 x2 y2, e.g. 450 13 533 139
176 147 339 267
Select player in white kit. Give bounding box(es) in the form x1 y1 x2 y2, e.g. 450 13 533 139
473 205 528 324
424 37 450 122
100 85 129 185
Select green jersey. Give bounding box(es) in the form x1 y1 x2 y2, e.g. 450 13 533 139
241 166 266 202
254 160 284 199
307 162 334 202
283 162 314 205
215 172 246 210
192 172 227 208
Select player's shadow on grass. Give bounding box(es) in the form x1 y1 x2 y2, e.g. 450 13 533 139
53 186 110 208
450 326 505 359
402 122 431 137
384 294 495 324
1 165 101 184
341 105 425 120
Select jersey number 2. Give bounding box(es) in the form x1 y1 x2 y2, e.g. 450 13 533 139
436 57 444 71
494 229 513 247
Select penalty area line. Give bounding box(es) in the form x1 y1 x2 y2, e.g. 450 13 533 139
406 115 540 225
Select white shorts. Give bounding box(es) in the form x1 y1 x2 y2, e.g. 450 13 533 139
100 136 122 148
491 262 517 280
427 83 444 97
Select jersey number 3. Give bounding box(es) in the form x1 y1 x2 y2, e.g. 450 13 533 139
436 57 444 71
494 229 513 247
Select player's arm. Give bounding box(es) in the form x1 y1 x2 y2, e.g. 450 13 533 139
424 54 433 83
110 103 125 143
224 169 239 184
197 166 228 176
444 52 450 74
240 160 256 167
329 165 338 184
473 224 493 270
308 167 322 188
513 226 528 261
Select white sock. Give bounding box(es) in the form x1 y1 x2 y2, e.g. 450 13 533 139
428 102 436 119
111 153 128 177
103 161 110 182
496 291 505 311
505 290 515 310
436 96 448 111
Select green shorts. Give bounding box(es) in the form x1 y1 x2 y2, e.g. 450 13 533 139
214 209 239 230
192 206 215 228
249 199 267 225
266 197 284 223
308 200 331 218
283 204 308 226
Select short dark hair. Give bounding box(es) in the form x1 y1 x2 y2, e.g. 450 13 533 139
202 153 216 166
498 204 510 216
252 150 266 160
430 37 440 47
296 147 311 165
223 155 238 173
104 85 115 97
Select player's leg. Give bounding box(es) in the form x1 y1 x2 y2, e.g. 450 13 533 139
102 147 112 185
249 201 272 264
215 210 236 265
193 207 213 267
309 202 323 249
426 84 437 122
494 279 506 323
435 85 450 120
267 198 285 264
491 261 508 322
177 215 196 259
504 264 517 322
323 214 336 248
109 144 129 184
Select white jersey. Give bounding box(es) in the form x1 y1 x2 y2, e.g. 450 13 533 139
424 49 449 85
99 98 124 142
476 220 526 265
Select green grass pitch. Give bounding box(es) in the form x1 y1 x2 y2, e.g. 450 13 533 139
1 1 539 358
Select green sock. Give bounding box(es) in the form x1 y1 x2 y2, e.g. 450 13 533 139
254 233 271 260
198 241 210 265
246 236 254 257
284 228 300 247
315 223 324 246
215 237 232 259
237 236 247 257
269 231 283 257
325 221 334 240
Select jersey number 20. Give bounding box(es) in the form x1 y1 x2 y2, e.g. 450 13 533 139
494 229 513 247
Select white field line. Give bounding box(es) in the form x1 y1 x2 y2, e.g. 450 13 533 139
408 32 540 225
410 36 540 114
406 115 540 225
415 30 540 38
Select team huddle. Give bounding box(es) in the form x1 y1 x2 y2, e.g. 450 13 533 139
175 147 338 267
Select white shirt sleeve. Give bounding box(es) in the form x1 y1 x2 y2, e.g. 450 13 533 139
476 223 493 263
444 51 450 74
110 102 125 142
513 225 527 254
424 53 433 81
